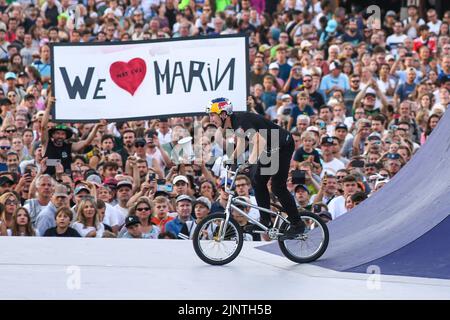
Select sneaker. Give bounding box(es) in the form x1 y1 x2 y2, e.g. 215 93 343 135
279 222 305 240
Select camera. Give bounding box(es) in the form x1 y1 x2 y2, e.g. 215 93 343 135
291 170 306 185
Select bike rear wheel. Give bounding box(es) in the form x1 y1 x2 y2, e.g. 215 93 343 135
278 212 329 263
192 213 244 265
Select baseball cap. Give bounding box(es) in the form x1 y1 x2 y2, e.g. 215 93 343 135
300 40 312 50
367 132 382 141
386 10 396 17
365 88 377 97
319 211 332 220
294 184 310 194
321 136 335 145
329 60 341 71
74 185 90 195
385 54 395 62
5 72 16 80
117 180 133 189
0 176 14 186
125 215 141 228
18 71 28 78
194 196 211 210
176 194 193 203
0 98 12 106
306 126 319 133
173 175 189 185
54 184 69 197
335 123 348 131
325 19 338 33
281 93 291 100
86 174 102 186
219 178 232 188
269 62 279 70
103 177 118 188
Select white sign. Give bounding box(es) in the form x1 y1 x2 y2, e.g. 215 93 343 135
51 35 249 122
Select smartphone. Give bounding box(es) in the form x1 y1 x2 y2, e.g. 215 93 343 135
156 179 166 185
148 173 156 182
312 204 321 214
46 159 61 166
350 159 365 168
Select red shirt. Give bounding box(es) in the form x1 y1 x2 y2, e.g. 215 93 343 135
413 36 436 53
151 215 174 233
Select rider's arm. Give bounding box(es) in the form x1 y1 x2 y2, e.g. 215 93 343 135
248 132 267 164
231 129 246 162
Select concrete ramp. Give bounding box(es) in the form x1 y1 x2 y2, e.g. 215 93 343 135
258 110 450 279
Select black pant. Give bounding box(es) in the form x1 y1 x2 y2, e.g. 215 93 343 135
252 136 301 226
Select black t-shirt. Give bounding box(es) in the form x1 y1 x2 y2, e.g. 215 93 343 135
43 140 72 176
293 147 321 165
44 227 81 237
230 112 291 151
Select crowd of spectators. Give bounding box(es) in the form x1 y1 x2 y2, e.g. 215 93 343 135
0 0 448 240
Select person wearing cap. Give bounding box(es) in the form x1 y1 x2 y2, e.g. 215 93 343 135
120 215 143 239
35 184 70 235
334 122 351 146
319 60 350 100
165 194 193 238
267 62 284 88
354 79 389 117
172 175 189 197
179 196 211 240
40 93 107 176
320 136 345 178
113 179 133 227
0 175 14 194
73 184 91 205
294 184 311 211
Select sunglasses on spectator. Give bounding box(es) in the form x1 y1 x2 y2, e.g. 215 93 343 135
5 199 18 205
5 129 16 133
135 142 146 148
136 207 150 212
0 146 11 150
386 153 401 160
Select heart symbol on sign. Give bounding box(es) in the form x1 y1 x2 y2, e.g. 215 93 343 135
109 58 147 96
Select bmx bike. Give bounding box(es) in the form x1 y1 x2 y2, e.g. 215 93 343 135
192 164 329 265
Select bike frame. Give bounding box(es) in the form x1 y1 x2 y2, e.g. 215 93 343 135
219 164 290 240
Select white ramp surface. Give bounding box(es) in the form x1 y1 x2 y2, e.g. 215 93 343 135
1 237 450 300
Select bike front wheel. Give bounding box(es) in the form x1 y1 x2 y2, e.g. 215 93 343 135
278 212 329 263
192 213 244 265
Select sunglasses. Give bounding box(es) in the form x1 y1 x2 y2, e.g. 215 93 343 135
386 153 401 160
135 143 146 148
0 146 11 150
5 200 18 205
136 207 150 212
6 129 16 133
